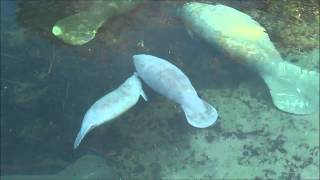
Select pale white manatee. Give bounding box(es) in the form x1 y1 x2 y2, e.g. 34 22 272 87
74 73 147 149
179 2 319 115
133 54 218 128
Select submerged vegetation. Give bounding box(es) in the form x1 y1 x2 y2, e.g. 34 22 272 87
255 0 319 55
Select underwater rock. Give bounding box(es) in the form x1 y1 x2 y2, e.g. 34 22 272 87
74 73 147 149
52 0 143 45
179 2 319 115
1 154 114 180
133 54 218 128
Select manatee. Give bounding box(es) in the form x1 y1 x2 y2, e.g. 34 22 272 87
74 73 147 149
52 0 143 45
179 2 319 115
133 54 218 128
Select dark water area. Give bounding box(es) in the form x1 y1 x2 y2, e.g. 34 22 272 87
1 0 319 179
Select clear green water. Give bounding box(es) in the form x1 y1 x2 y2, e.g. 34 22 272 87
1 0 319 179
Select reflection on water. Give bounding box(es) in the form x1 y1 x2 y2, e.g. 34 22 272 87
1 0 319 179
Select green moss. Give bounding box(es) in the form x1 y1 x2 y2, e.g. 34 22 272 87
250 0 319 56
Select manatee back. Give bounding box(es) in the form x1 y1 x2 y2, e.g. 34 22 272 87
180 3 281 71
133 54 197 104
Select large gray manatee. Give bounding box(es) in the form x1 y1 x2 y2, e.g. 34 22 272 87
133 54 218 128
179 2 319 115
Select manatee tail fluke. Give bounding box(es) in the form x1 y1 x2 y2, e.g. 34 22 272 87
181 100 218 128
262 62 319 115
74 125 93 149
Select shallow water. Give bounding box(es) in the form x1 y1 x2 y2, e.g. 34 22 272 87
1 0 319 179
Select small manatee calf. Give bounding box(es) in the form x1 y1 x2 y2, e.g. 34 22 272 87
133 54 218 128
74 73 147 149
179 2 319 114
52 0 143 45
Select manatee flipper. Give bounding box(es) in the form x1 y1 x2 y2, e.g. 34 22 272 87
134 72 148 101
181 100 218 128
262 62 319 114
140 89 148 101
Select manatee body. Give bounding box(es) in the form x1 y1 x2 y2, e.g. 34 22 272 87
74 73 147 149
52 0 143 45
179 2 319 114
133 54 218 128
